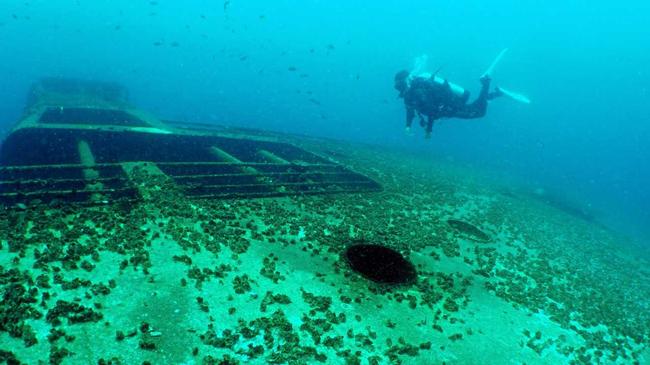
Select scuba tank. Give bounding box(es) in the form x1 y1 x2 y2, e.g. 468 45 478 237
407 55 467 98
413 72 467 98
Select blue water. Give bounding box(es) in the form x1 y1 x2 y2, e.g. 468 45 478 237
1 1 649 242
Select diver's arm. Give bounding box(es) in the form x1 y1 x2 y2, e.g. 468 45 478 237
425 115 435 139
406 106 415 128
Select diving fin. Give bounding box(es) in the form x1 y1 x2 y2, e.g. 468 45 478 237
481 48 530 104
497 87 531 104
483 48 509 78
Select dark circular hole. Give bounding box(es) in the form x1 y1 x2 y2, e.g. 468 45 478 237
344 244 417 285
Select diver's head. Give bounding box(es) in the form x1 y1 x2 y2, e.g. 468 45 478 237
394 70 409 97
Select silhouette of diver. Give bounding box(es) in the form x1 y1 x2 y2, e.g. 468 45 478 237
394 70 503 139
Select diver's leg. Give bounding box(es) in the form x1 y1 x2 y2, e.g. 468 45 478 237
455 77 491 119
488 87 504 100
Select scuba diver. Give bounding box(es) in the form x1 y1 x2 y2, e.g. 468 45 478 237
394 71 502 139
394 51 528 139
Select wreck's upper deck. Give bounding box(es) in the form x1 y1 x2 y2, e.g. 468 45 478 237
0 78 381 206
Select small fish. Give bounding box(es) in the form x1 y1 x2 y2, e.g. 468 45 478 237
153 41 163 47
299 73 309 78
326 44 335 50
287 66 297 72
308 98 321 105
259 15 266 20
224 0 231 12
114 25 122 31
171 41 180 47
149 1 158 5
239 55 248 61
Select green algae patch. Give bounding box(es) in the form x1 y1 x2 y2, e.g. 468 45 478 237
46 300 103 325
232 274 252 294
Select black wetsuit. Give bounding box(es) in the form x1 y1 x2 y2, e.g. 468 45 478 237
402 76 493 135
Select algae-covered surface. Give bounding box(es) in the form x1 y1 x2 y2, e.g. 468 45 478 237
1 137 649 365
